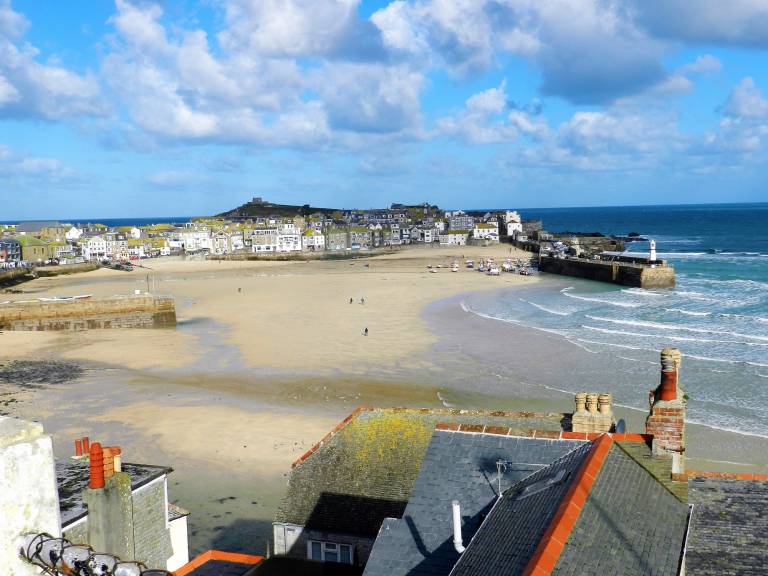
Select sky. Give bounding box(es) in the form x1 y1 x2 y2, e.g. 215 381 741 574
2 0 768 219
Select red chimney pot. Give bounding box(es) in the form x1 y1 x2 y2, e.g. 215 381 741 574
89 442 105 489
75 439 83 457
82 437 90 453
659 370 677 401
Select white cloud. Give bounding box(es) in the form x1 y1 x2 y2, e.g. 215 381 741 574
435 81 547 144
372 0 667 104
0 0 102 120
219 0 362 58
679 54 722 76
0 143 75 180
723 77 768 119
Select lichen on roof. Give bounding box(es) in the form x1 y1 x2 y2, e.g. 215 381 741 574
275 408 567 536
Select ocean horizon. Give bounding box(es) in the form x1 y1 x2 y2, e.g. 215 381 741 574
2 200 766 227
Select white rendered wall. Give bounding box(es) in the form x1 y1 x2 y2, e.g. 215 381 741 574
0 416 61 576
167 516 189 571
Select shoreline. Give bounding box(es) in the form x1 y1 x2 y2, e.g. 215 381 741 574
420 283 768 474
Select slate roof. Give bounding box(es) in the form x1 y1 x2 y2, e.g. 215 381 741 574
363 430 585 576
449 441 594 576
275 408 568 539
56 458 172 527
551 444 689 576
16 221 61 233
686 477 768 575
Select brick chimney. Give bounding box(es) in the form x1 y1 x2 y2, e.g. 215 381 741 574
82 441 135 560
572 392 614 433
645 348 686 474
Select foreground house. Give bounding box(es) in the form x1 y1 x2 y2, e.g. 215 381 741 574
1 421 189 574
274 349 768 575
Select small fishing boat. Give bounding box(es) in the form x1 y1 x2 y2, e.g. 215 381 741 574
451 266 459 272
465 260 474 269
488 266 500 276
38 294 93 302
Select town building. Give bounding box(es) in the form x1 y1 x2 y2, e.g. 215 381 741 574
446 211 475 231
13 235 54 263
82 235 107 261
0 237 22 264
302 229 326 251
252 228 279 253
438 230 469 246
472 222 499 243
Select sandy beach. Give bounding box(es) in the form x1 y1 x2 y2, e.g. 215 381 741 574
2 245 535 372
3 244 766 555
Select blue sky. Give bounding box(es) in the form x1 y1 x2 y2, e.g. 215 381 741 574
2 0 768 219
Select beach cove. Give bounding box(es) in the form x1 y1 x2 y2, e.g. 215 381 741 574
1 244 766 556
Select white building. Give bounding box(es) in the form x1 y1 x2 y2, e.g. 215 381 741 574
83 236 107 261
65 226 83 241
504 211 523 236
277 232 302 252
439 231 470 245
473 222 500 242
130 227 142 240
302 229 325 251
174 230 213 252
252 228 278 252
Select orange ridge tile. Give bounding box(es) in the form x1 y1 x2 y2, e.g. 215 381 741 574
522 434 614 576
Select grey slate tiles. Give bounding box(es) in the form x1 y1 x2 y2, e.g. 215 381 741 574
552 445 688 576
450 441 594 576
363 431 585 576
686 477 768 576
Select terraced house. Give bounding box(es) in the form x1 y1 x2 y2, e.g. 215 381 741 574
273 349 768 576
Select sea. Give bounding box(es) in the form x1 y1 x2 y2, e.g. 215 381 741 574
456 203 768 438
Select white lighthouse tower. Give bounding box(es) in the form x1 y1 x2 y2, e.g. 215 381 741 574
649 239 657 262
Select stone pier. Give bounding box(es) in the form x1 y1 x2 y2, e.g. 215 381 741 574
0 295 176 331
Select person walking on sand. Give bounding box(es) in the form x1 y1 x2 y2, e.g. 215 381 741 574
360 297 365 305
350 297 353 304
364 327 368 336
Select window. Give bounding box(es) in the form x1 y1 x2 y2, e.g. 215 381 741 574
307 540 353 565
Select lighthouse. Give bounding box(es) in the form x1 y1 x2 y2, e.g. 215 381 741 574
649 239 657 262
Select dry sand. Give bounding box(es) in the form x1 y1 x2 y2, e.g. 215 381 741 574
4 244 535 373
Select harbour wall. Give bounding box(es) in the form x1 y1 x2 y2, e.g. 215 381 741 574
0 268 34 286
539 256 675 289
35 262 99 277
0 295 177 331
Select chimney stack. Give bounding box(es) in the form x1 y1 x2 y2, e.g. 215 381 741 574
83 442 135 561
645 348 686 475
75 439 83 457
572 391 614 433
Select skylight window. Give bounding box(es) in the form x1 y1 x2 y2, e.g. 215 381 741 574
518 469 569 500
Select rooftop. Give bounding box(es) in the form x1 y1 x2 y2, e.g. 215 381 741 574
276 407 568 538
176 551 264 576
363 429 586 576
686 475 768 575
364 430 688 576
56 458 171 527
